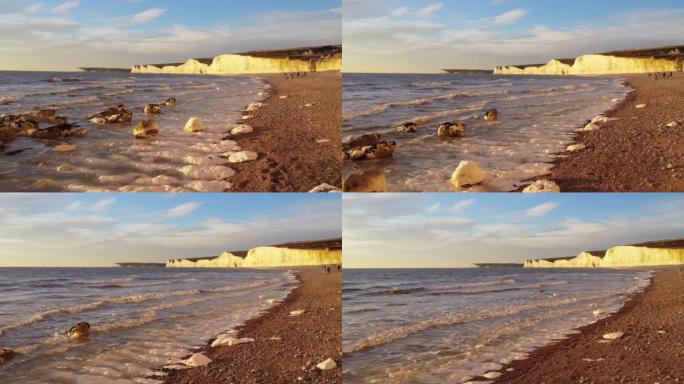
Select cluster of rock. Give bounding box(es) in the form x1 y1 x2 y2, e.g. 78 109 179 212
343 133 396 161
0 109 87 151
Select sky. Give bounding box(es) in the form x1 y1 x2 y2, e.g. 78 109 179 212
0 193 341 267
343 193 684 268
0 0 341 71
343 0 684 73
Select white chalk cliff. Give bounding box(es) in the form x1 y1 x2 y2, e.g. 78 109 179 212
132 55 342 75
166 242 342 268
525 244 684 268
494 54 680 75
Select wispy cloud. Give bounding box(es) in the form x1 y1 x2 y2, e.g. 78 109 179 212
489 9 528 25
26 3 42 13
417 3 443 17
166 202 200 218
53 0 79 14
129 7 166 24
525 202 558 217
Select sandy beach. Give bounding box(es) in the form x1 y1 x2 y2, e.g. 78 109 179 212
484 268 684 383
162 267 341 384
545 73 684 192
230 72 342 192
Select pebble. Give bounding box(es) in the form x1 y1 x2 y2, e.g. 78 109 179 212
635 104 647 109
289 310 305 316
228 151 258 163
567 143 586 152
316 358 337 371
602 331 624 340
185 353 212 367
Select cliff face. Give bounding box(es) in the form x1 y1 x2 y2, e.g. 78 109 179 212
525 247 684 268
132 54 341 75
494 54 679 75
166 246 342 268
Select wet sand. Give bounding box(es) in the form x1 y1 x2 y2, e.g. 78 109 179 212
485 268 684 383
545 73 684 192
163 267 341 384
230 72 342 192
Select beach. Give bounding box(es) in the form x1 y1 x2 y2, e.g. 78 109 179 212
547 73 684 192
163 267 342 384
487 268 684 383
230 72 342 192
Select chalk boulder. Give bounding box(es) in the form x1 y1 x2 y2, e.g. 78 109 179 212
184 117 205 133
483 372 502 379
523 180 560 193
567 143 586 152
309 183 342 193
316 358 337 371
579 123 600 132
451 161 485 188
211 335 254 347
343 170 388 192
185 353 212 367
602 332 624 340
133 120 160 139
228 151 258 163
231 124 253 135
437 122 466 137
290 310 305 316
635 104 647 109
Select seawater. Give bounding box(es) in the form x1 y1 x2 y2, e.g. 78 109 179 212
0 267 296 383
343 268 651 383
0 71 267 192
343 74 628 191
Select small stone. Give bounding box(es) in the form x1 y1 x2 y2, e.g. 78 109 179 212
246 102 264 112
396 122 417 133
602 332 624 340
290 310 305 316
592 309 605 317
635 104 647 109
316 358 337 371
451 160 485 188
279 95 288 99
185 353 212 367
133 120 160 138
316 139 331 143
304 103 313 108
666 122 678 128
567 143 586 152
483 372 501 379
578 123 600 132
53 143 77 152
483 109 498 121
309 183 341 193
231 124 253 135
211 335 254 347
89 117 106 125
242 115 254 120
657 330 666 334
523 180 560 193
184 117 205 133
228 151 258 163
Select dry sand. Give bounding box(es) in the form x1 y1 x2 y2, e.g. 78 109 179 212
546 73 684 192
230 72 342 192
163 268 341 384
485 268 684 383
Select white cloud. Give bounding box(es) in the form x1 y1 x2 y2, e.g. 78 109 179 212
129 7 166 24
525 202 559 217
392 6 408 17
90 198 116 212
490 9 528 25
417 3 443 17
53 0 79 14
26 3 42 13
451 199 475 214
166 202 201 218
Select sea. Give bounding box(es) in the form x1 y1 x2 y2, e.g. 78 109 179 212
0 71 267 192
0 267 296 383
342 268 652 384
343 74 629 191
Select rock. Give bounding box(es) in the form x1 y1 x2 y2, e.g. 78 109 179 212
451 160 485 188
31 108 56 121
666 122 678 128
437 121 466 137
592 309 605 317
133 120 160 139
89 117 106 125
365 142 396 160
242 115 254 120
345 134 381 150
184 117 205 133
231 124 254 135
316 358 337 371
279 95 288 99
396 122 417 133
484 109 498 121
267 298 277 304
0 348 14 364
523 180 560 193
316 139 331 143
591 116 618 124
144 104 162 114
246 102 264 112
309 183 341 193
483 372 501 379
602 332 624 340
342 170 388 192
185 353 212 367
567 143 586 152
579 123 600 132
635 104 647 109
67 322 90 340
290 310 305 316
29 123 83 140
657 330 666 334
304 103 313 108
53 143 77 153
228 151 258 163
89 105 133 124
164 97 177 107
211 335 254 347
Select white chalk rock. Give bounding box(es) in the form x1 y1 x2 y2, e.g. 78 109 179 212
592 309 605 317
245 102 264 112
185 353 212 367
567 143 586 152
635 104 647 109
184 180 232 192
316 358 337 371
579 123 600 132
279 95 288 99
666 122 678 128
267 298 277 304
242 115 254 120
179 165 236 180
309 183 342 193
231 124 254 135
184 117 205 133
211 335 254 347
483 372 502 379
591 116 618 124
304 103 313 108
450 160 485 188
290 310 305 316
602 332 624 340
523 180 560 193
89 117 106 125
53 143 77 152
228 151 258 163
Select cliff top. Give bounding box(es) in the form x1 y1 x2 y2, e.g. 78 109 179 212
631 238 684 249
601 45 684 60
270 238 342 251
115 262 166 267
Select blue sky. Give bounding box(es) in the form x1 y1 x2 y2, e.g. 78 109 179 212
0 193 341 267
343 194 684 268
0 0 341 71
343 0 684 72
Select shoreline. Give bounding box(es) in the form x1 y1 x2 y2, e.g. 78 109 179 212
479 268 684 383
161 267 341 384
534 72 684 192
229 72 342 192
